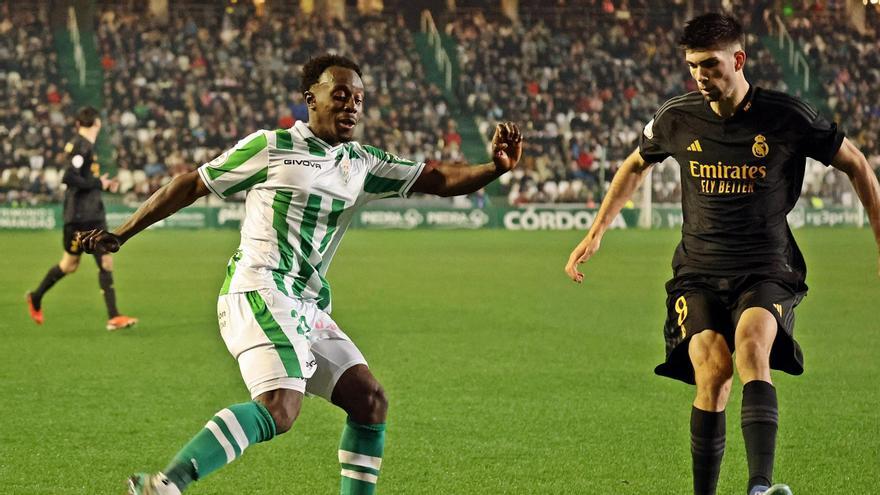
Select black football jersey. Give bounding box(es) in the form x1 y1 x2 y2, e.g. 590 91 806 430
639 86 845 281
62 134 106 224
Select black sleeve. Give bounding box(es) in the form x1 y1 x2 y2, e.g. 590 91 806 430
801 111 845 166
638 113 671 164
62 166 101 190
61 141 101 190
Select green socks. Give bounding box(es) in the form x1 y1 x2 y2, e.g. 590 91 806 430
164 401 276 491
161 407 385 494
338 417 386 495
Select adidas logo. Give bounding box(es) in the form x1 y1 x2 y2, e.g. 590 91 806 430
686 140 703 152
773 303 783 317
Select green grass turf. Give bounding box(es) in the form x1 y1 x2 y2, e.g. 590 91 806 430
0 228 877 494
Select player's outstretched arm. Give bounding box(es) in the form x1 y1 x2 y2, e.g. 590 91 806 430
78 170 211 254
831 138 880 276
564 148 654 283
410 122 522 197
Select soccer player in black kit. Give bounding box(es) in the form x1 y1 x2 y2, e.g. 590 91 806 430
564 13 880 495
26 106 138 331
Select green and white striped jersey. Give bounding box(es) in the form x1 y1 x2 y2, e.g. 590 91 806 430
198 121 425 313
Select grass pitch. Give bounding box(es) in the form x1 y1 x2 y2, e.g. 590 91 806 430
0 228 877 494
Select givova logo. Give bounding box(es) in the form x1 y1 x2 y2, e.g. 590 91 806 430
283 159 322 169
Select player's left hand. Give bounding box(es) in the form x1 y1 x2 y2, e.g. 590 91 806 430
490 122 523 173
76 229 122 255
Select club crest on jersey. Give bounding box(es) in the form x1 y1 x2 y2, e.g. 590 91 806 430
752 134 769 158
340 156 352 184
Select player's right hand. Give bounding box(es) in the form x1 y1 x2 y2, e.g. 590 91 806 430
564 234 602 283
76 229 122 255
99 173 114 190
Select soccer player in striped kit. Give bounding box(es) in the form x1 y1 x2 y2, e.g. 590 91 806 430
78 54 522 495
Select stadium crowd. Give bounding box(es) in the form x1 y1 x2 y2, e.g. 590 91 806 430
0 4 76 206
1 0 878 208
449 0 799 205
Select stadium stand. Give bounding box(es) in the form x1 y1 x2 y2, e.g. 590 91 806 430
95 1 456 199
1 0 877 208
0 3 74 205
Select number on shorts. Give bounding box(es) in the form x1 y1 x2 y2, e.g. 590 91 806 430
674 295 688 338
290 310 311 335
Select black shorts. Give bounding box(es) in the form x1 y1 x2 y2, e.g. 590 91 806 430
654 272 806 385
63 221 107 255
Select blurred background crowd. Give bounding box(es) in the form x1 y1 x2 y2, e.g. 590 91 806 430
2 0 878 208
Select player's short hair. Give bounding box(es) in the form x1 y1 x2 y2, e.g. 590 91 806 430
299 54 362 95
678 13 745 51
75 106 100 127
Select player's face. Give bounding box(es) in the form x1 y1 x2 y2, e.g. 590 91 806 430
306 67 364 145
685 47 744 102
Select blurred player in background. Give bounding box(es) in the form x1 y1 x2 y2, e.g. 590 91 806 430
564 13 880 495
79 54 522 495
26 106 138 331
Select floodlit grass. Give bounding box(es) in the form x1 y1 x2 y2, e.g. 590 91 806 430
1 228 877 494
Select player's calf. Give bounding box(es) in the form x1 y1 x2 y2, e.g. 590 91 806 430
332 366 388 495
143 399 283 493
255 388 302 434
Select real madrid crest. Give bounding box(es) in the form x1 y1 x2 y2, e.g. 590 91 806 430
752 134 769 158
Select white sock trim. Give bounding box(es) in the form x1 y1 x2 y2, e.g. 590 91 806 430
340 468 378 484
216 408 250 451
338 449 383 469
205 420 236 463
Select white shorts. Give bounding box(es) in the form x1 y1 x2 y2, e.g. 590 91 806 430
217 287 367 400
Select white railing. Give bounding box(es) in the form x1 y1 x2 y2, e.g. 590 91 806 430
420 10 453 92
773 14 811 92
67 6 87 87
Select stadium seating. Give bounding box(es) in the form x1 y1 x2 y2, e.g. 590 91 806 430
2 1 877 208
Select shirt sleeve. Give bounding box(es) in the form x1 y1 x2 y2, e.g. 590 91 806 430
62 140 101 190
801 112 845 166
359 144 426 202
638 114 671 164
197 130 270 199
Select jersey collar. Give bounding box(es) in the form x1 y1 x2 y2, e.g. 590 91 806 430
293 121 346 152
703 83 756 122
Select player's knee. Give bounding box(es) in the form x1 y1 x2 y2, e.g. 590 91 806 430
691 334 733 392
689 331 731 370
100 256 113 271
735 337 772 368
60 260 79 274
366 383 388 419
350 382 388 424
257 391 301 435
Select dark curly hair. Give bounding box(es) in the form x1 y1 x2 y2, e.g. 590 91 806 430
299 54 362 95
678 13 745 51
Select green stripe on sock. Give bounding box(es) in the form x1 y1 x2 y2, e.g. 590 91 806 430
211 416 241 458
245 291 303 378
340 476 377 495
364 173 405 195
223 166 268 196
292 194 322 296
206 133 267 179
271 190 295 295
275 129 293 150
